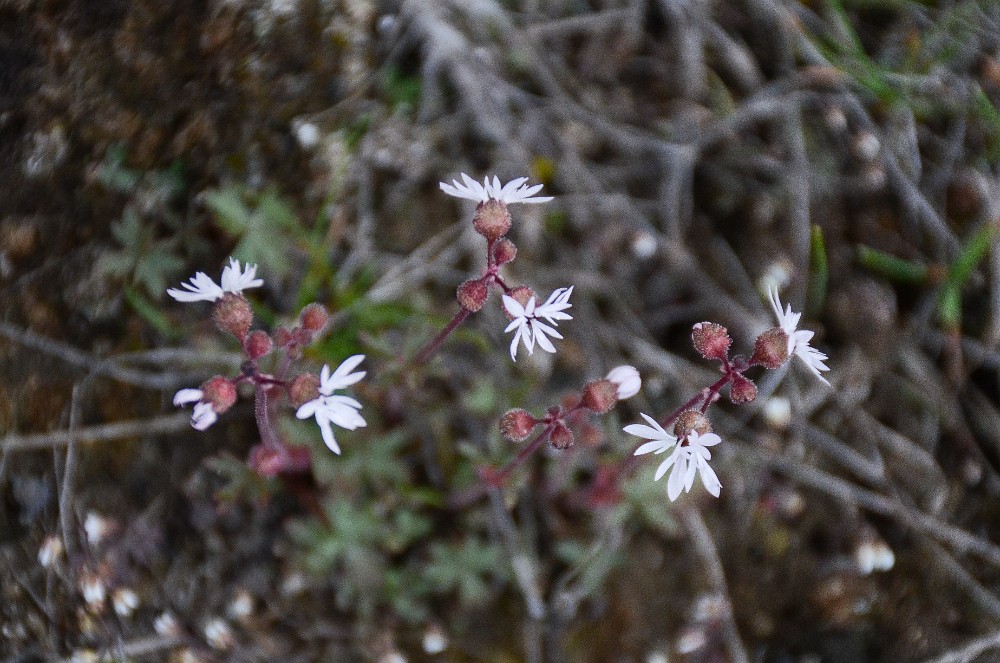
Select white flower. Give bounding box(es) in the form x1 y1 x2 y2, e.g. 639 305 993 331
768 286 831 385
439 173 553 205
173 388 218 431
606 365 641 399
625 413 676 455
167 258 263 302
626 415 721 500
502 286 573 361
296 355 367 454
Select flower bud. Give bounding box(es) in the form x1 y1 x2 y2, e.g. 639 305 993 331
692 322 732 361
473 199 511 240
752 328 790 369
581 379 618 414
213 293 253 340
201 377 237 413
289 373 321 408
245 330 272 359
300 303 329 332
606 365 641 400
549 423 574 450
500 408 537 442
504 286 535 320
729 374 757 404
273 326 293 348
493 238 517 266
457 278 489 312
673 410 712 439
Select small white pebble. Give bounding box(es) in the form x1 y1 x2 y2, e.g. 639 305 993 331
853 132 881 161
84 512 110 546
38 536 63 568
80 574 106 608
227 588 254 620
422 624 447 654
294 121 320 149
204 618 236 650
631 231 658 259
855 538 895 575
675 627 706 654
112 588 139 618
154 611 181 637
763 396 792 430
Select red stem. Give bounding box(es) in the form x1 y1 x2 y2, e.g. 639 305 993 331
412 306 472 366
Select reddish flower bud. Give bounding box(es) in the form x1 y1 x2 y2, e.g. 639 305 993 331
245 330 272 359
201 377 237 413
504 286 536 320
500 409 537 442
457 278 489 312
289 373 321 408
493 238 517 266
673 409 712 439
300 303 329 332
549 423 574 450
752 328 790 369
692 322 732 361
473 199 512 240
729 374 757 404
273 326 293 348
212 293 253 340
581 379 618 414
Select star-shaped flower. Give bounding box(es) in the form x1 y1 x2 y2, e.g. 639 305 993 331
167 258 264 303
768 286 831 385
440 173 553 205
502 286 573 361
296 355 367 454
626 415 722 501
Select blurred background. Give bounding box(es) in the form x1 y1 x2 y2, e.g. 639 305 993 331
3 0 1000 661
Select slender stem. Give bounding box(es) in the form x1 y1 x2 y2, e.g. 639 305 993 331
412 306 472 366
446 427 553 509
254 386 283 450
493 427 553 485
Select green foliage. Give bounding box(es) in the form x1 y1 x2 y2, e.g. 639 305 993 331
203 186 301 277
856 245 931 284
423 538 506 607
204 453 282 504
95 146 204 333
384 66 422 113
807 225 829 318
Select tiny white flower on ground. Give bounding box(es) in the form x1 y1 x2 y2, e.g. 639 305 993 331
606 365 641 400
296 355 367 454
768 285 831 385
168 258 263 303
440 173 553 205
173 389 218 430
503 286 573 361
38 536 63 568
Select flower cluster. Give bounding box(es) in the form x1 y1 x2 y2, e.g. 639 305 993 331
167 258 366 473
416 173 573 365
622 286 830 501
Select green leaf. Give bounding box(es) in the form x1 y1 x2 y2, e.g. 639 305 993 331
807 225 829 318
856 245 930 284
